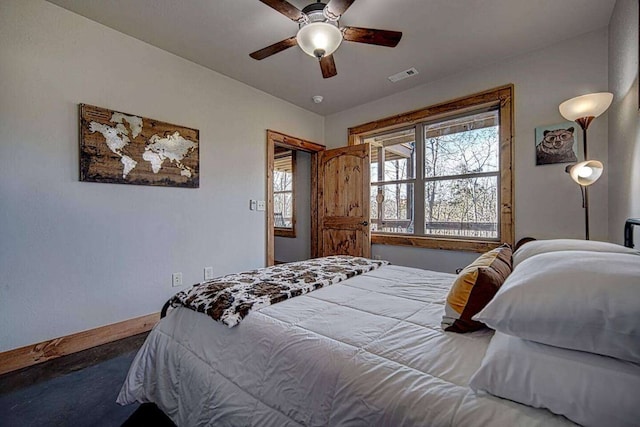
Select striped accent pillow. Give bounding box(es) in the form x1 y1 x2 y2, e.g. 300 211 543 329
442 244 513 333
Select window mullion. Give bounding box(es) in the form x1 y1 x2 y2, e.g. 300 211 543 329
414 124 425 236
376 146 384 230
377 146 384 182
373 178 415 186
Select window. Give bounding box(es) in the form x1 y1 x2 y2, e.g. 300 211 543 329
423 109 499 239
350 85 513 252
274 147 296 237
370 128 416 234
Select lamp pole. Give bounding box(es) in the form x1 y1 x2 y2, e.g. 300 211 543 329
576 117 594 240
584 185 590 240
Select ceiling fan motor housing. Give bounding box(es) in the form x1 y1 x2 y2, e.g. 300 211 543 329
301 2 331 20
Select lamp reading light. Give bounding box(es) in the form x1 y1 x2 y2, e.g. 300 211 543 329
568 160 603 186
577 166 593 178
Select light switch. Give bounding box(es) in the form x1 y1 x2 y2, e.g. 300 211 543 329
249 199 257 210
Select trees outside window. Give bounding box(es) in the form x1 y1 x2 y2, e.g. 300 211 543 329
423 110 499 239
369 128 415 234
274 148 296 237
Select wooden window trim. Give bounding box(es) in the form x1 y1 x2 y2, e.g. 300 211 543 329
348 85 514 253
275 227 296 238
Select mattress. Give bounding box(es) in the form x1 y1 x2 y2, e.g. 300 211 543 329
117 265 575 426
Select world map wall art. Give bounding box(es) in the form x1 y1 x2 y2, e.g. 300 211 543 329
79 104 199 188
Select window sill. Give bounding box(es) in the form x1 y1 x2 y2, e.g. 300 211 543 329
371 234 503 253
275 228 296 238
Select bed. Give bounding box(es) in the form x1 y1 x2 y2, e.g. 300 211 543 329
118 263 577 426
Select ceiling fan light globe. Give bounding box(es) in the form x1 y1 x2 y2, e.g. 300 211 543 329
569 160 604 186
297 22 342 58
559 92 614 121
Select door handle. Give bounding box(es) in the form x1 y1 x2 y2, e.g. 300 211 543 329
360 221 369 226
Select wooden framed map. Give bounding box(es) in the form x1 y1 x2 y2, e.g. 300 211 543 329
79 104 199 188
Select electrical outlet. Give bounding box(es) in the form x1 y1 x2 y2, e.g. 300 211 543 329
257 200 265 211
172 272 183 287
204 266 214 281
249 199 257 210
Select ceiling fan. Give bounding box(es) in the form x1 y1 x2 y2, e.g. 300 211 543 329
250 0 403 79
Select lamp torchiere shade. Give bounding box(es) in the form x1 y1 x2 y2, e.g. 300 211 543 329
568 160 604 186
559 92 614 122
296 22 343 58
559 92 613 160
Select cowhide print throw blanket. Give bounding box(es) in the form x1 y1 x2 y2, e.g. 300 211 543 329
169 256 388 328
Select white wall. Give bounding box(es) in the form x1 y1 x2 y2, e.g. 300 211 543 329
0 0 323 352
608 0 640 244
325 29 609 271
274 151 312 262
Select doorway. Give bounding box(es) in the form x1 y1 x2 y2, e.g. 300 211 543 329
266 130 325 266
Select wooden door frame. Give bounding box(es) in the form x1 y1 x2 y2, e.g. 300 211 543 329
266 130 325 266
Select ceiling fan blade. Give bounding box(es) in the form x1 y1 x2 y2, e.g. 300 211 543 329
324 0 356 20
342 26 402 47
250 36 298 60
259 0 305 22
319 54 337 79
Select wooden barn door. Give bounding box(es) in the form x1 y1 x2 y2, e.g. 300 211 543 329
317 144 371 258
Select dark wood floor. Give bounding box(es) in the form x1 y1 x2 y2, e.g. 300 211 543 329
0 333 149 394
0 332 176 426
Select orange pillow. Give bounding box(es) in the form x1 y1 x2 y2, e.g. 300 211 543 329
442 244 512 333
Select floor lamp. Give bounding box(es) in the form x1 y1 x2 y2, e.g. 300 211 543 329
559 92 613 240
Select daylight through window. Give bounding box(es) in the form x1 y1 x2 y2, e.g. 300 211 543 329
368 109 500 239
273 148 295 232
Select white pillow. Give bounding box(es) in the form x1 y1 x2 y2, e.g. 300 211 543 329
470 332 640 427
474 251 640 363
513 238 639 267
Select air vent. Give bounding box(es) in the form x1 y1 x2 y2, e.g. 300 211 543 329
388 67 419 83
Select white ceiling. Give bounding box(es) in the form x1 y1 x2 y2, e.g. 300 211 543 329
46 0 615 116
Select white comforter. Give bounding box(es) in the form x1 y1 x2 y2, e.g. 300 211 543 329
118 265 575 426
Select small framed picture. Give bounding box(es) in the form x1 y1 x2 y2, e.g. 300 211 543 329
534 122 578 166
